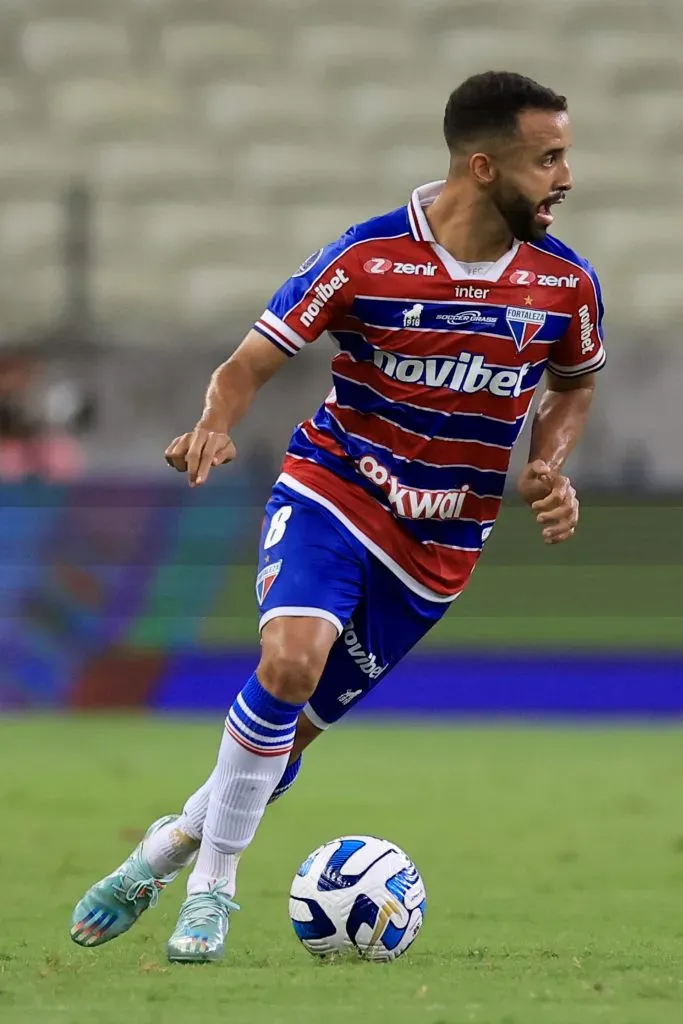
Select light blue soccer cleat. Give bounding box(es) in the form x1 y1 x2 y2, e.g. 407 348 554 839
167 884 239 963
70 814 191 947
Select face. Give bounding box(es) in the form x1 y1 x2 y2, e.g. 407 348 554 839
484 110 573 242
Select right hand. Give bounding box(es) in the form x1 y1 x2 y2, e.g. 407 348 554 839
164 426 236 487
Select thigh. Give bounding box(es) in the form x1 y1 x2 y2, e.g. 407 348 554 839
304 557 449 729
256 483 365 637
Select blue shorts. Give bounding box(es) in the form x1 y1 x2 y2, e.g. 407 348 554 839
256 482 450 728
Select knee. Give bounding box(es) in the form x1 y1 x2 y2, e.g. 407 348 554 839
257 645 326 705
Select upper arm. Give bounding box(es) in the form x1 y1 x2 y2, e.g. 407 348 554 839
547 262 606 380
254 232 357 358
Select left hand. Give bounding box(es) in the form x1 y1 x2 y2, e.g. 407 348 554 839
517 459 579 545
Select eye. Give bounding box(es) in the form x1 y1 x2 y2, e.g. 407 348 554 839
542 154 556 168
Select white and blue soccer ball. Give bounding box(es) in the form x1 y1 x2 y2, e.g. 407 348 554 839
289 835 426 962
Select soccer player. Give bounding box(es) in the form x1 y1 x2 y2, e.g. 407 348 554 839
71 71 605 961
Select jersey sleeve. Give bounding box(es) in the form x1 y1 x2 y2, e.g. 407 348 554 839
254 229 358 357
547 263 606 378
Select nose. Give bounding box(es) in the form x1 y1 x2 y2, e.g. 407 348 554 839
559 160 573 193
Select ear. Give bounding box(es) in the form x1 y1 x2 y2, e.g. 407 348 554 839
470 152 496 185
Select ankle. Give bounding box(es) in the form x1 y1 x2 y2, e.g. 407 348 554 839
187 854 240 898
143 822 200 875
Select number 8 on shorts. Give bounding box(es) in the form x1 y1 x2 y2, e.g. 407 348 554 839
264 505 292 550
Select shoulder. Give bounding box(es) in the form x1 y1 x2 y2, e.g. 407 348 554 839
297 205 411 276
528 234 600 287
346 205 412 246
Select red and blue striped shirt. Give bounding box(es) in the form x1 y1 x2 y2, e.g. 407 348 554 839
255 181 606 601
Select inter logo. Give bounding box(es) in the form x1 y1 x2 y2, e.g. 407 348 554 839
255 559 282 605
505 306 547 351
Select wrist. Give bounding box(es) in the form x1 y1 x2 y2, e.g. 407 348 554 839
197 410 230 433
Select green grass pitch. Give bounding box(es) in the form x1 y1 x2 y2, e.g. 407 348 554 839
3 716 683 1024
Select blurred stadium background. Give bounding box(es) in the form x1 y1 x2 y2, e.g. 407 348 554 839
0 0 681 713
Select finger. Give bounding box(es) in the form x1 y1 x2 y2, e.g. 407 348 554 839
527 459 552 480
539 495 579 532
185 431 209 485
529 463 556 492
164 436 183 459
211 440 236 467
532 483 573 513
164 436 190 471
532 490 563 513
194 435 221 486
537 500 579 525
543 524 576 544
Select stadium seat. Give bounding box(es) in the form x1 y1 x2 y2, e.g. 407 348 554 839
0 0 681 335
201 81 329 143
21 20 130 75
160 23 273 81
290 26 413 86
131 0 266 25
0 79 41 129
611 58 683 98
0 200 62 261
98 201 274 273
560 0 682 35
338 84 441 147
272 0 403 27
8 0 118 15
49 78 185 141
236 143 367 204
283 203 381 255
94 142 221 195
408 0 545 34
0 265 63 334
631 272 681 324
435 31 572 90
0 139 77 194
377 145 449 191
94 266 183 324
634 96 683 155
181 264 283 324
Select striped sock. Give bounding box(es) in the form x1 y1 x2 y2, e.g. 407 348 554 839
268 754 303 804
188 674 304 896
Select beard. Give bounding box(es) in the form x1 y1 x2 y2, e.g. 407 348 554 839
492 185 548 243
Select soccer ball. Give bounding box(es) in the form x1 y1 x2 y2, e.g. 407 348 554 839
289 835 426 962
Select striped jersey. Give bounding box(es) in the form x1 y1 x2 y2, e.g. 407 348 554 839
254 180 606 603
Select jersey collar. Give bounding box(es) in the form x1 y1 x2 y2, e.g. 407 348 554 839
407 180 521 282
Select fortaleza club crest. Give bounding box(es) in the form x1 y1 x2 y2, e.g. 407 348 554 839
255 559 282 605
505 306 547 351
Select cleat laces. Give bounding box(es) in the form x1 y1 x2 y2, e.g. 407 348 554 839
111 855 165 907
179 885 240 933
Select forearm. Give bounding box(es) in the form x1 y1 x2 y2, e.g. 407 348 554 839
198 359 259 432
528 378 595 472
196 330 288 432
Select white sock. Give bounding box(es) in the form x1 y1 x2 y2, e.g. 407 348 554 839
187 729 288 896
142 771 215 876
187 674 302 897
179 769 216 840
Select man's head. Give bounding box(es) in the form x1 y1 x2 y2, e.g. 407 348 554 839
444 71 572 242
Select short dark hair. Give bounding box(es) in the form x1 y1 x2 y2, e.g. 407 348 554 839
443 71 567 151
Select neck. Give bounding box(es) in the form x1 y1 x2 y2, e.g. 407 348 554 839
425 179 514 263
